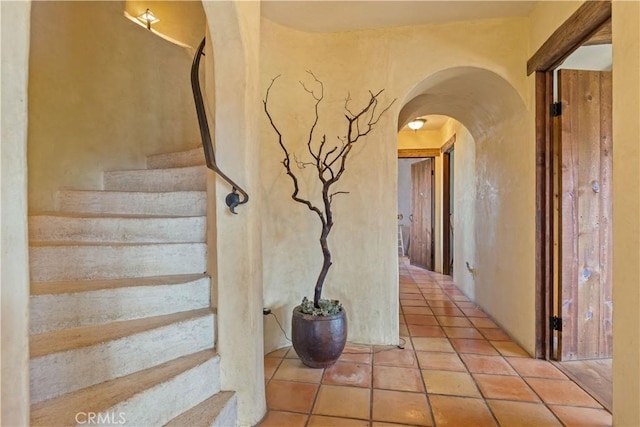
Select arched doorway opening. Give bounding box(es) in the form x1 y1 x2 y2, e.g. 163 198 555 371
397 66 527 319
397 114 462 277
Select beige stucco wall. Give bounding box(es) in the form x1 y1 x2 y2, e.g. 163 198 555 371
440 120 477 299
473 109 535 351
260 22 399 351
528 1 584 55
260 16 536 354
202 2 266 425
27 1 202 212
1 2 32 425
612 2 640 425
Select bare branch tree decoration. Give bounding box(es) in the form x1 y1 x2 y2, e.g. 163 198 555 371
263 71 396 309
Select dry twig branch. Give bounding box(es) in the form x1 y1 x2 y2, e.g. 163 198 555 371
263 73 396 307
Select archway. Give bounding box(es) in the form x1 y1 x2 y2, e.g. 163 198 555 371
399 67 525 140
397 67 531 351
397 114 462 276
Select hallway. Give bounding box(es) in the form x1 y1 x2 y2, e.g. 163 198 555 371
260 261 612 426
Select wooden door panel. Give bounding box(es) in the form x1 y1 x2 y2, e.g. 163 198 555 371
409 162 423 267
558 69 612 361
598 70 613 357
409 159 434 270
423 158 433 270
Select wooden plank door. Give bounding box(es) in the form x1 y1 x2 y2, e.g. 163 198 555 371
557 69 612 361
409 159 434 270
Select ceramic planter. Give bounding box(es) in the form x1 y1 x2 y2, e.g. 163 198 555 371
291 306 347 368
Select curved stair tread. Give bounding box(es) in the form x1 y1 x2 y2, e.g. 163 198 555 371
29 241 206 247
146 147 206 169
31 350 218 427
165 391 236 427
30 308 212 358
58 190 207 195
29 211 206 219
29 215 206 244
105 164 206 174
56 190 207 216
31 274 209 296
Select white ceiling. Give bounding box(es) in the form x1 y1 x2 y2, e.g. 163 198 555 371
559 44 612 72
261 1 538 33
409 114 450 131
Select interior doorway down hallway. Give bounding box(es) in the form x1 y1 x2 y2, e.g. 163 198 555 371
530 0 613 413
397 156 436 272
259 259 612 426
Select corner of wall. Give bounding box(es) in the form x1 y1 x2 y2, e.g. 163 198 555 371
1 1 32 425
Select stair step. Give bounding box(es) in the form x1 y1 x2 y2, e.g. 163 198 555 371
30 274 210 334
147 147 205 169
166 391 237 427
104 165 207 192
29 214 205 243
56 190 206 216
30 309 214 403
29 242 206 281
31 350 220 427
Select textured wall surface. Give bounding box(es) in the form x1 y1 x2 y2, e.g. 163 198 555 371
260 16 534 354
203 2 267 425
611 2 640 425
27 1 202 212
1 2 32 425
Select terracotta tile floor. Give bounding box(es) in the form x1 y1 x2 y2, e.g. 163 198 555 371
260 263 612 426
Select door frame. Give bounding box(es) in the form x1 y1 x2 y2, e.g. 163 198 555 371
529 0 611 359
398 148 440 158
398 149 439 271
441 134 456 276
409 158 436 270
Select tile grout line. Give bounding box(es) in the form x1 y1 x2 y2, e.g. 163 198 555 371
404 264 599 427
406 267 445 427
405 266 543 427
453 325 505 427
368 339 375 425
262 262 611 426
301 347 319 426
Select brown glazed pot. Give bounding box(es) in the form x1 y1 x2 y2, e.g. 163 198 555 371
291 306 347 368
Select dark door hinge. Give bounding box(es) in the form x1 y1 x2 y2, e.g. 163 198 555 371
550 102 562 117
550 316 563 331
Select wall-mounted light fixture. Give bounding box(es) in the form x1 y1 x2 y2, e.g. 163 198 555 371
137 9 159 30
407 118 426 131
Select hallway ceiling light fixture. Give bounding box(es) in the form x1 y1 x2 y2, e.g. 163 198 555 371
408 118 426 131
137 8 159 30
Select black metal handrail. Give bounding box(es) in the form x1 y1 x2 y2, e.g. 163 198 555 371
191 37 249 214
